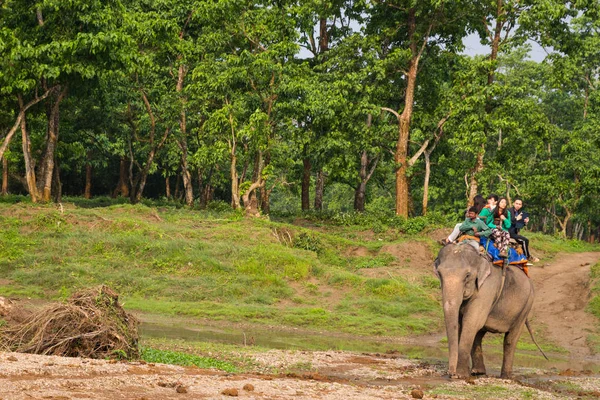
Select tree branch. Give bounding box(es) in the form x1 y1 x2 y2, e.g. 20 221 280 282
381 107 401 123
365 154 380 182
408 139 429 167
0 87 57 161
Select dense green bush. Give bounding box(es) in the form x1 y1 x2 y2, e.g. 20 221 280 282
293 232 323 253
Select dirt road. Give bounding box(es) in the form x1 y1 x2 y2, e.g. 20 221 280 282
529 252 600 358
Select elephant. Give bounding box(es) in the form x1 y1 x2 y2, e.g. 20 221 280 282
434 242 536 379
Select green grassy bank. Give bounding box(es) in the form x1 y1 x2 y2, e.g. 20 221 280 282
0 198 598 340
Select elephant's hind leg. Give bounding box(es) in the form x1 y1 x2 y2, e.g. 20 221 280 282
470 329 487 375
500 324 526 379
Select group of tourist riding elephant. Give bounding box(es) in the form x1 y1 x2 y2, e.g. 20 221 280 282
434 243 545 379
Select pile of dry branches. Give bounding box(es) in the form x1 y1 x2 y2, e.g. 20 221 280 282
0 285 139 359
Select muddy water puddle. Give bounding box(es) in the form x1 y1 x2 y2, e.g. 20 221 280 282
139 316 600 375
140 319 445 356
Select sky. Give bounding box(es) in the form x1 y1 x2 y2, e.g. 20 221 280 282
462 33 549 62
298 32 550 63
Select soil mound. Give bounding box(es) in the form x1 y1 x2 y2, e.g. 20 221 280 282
379 241 432 267
0 285 139 359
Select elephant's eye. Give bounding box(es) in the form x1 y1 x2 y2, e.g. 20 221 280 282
464 273 471 280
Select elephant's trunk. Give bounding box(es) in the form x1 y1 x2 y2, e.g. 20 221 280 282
442 278 464 377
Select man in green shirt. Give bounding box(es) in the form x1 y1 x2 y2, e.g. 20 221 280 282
458 206 492 250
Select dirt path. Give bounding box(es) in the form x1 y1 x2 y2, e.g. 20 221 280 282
2 350 597 400
529 252 600 358
0 351 446 400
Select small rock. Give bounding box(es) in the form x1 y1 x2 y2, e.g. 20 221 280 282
7 356 18 362
243 383 254 391
221 388 239 397
410 389 424 399
176 385 187 394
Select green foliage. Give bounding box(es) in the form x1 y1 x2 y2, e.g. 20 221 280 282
587 263 600 320
353 253 395 270
293 232 323 253
140 347 237 372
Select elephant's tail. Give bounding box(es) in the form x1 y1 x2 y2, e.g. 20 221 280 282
526 319 549 360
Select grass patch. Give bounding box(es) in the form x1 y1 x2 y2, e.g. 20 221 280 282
140 346 237 372
528 232 600 258
431 383 542 400
586 262 600 347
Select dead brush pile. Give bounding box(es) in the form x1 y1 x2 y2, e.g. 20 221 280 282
0 285 139 359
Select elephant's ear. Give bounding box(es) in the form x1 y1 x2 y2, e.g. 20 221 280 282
476 258 492 289
433 257 441 279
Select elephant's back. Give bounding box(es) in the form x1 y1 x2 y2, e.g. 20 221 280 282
486 267 534 332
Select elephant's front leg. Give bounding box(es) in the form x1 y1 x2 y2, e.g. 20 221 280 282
457 309 488 378
470 329 487 375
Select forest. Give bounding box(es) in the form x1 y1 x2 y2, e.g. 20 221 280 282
1 0 599 240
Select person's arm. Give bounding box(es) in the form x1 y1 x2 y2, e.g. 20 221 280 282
476 220 492 237
510 208 517 225
522 211 530 225
479 208 495 229
459 219 471 232
503 210 512 230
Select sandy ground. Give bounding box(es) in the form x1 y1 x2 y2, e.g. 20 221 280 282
2 350 598 400
2 251 600 399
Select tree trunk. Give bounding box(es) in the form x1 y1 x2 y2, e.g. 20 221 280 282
20 108 38 202
394 8 422 218
174 173 182 200
261 183 271 215
37 85 68 202
133 151 155 204
52 156 62 203
260 152 272 215
176 64 193 207
314 169 325 211
468 145 485 205
199 167 213 209
84 152 92 199
242 151 264 217
395 59 417 218
354 150 368 212
130 91 170 204
302 156 311 211
354 182 366 212
1 156 8 195
165 176 171 199
180 141 194 206
112 158 129 198
422 151 431 215
230 152 240 209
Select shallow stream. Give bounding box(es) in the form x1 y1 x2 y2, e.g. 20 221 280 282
139 315 600 374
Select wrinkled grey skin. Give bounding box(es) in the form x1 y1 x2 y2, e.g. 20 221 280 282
435 243 534 379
